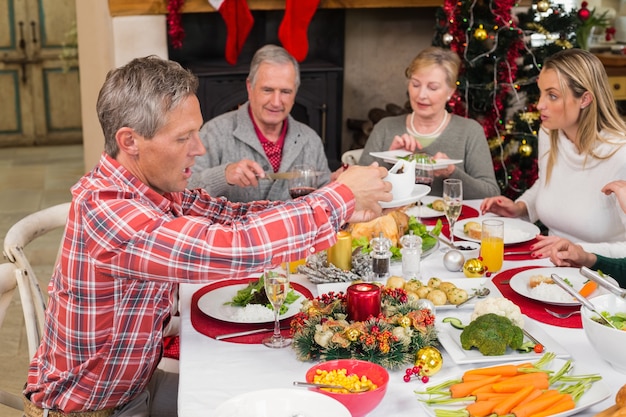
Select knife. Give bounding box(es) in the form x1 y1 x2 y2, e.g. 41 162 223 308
215 326 290 340
262 171 325 181
550 273 617 329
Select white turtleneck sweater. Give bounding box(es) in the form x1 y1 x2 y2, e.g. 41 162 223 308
518 128 626 258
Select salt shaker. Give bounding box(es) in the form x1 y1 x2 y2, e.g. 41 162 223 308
400 231 422 280
370 232 392 281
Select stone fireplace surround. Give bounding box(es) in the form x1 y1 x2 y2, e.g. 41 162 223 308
75 1 438 169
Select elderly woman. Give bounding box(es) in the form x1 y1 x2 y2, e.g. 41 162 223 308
358 46 500 199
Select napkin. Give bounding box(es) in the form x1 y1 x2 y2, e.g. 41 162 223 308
191 278 313 344
491 266 582 329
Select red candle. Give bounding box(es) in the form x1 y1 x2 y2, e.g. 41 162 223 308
346 283 381 322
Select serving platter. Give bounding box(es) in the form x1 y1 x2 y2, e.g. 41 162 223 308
416 358 610 417
453 217 540 245
196 281 305 324
436 312 570 364
369 150 462 169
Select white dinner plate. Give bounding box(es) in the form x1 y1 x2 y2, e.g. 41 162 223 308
405 195 446 219
196 282 305 324
317 278 488 310
214 388 351 417
369 150 463 169
436 312 570 364
416 358 610 417
509 267 615 307
453 217 540 244
380 184 430 208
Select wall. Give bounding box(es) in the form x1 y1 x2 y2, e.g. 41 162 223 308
75 1 436 168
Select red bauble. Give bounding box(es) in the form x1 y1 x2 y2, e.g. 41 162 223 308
578 8 591 21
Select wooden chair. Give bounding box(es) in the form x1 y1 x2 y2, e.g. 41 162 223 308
3 203 70 359
341 148 363 166
0 262 24 410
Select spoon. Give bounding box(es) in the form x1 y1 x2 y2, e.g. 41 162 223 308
293 381 370 393
456 287 490 308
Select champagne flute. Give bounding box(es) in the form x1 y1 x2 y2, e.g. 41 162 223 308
443 179 463 248
288 164 317 198
262 266 292 348
414 154 434 222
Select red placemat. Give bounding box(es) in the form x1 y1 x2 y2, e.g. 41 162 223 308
503 238 538 262
191 278 313 344
491 266 582 328
422 204 479 232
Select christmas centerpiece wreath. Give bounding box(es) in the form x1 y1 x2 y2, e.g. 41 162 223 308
291 287 437 370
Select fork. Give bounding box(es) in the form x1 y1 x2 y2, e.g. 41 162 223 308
544 308 581 319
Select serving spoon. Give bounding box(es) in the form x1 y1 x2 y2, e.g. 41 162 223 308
293 381 370 393
456 287 490 308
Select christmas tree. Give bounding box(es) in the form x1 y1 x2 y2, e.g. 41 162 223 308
432 0 601 199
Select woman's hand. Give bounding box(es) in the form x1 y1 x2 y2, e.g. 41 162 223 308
389 133 422 153
541 236 597 268
480 196 526 217
602 180 626 214
431 151 455 178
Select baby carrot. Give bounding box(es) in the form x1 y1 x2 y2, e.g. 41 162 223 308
466 399 500 417
515 388 543 407
579 280 598 297
463 374 507 382
528 395 575 417
510 390 563 417
492 372 549 393
463 363 532 378
492 385 535 416
474 392 513 401
449 375 502 398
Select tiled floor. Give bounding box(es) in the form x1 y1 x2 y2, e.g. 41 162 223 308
0 145 84 416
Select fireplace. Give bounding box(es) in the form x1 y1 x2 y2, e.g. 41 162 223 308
170 10 345 168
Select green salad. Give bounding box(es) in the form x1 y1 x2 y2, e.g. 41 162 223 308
225 276 300 315
595 311 626 330
352 217 443 260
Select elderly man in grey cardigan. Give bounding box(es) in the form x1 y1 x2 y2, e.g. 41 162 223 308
189 44 336 202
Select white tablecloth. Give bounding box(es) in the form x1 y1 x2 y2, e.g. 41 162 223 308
178 201 625 416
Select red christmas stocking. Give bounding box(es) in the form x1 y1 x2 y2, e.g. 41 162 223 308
209 0 254 65
278 0 320 62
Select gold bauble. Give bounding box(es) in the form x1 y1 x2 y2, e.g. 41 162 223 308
398 315 412 328
519 141 533 157
415 346 443 375
345 328 360 342
474 25 488 41
463 258 486 278
536 0 550 13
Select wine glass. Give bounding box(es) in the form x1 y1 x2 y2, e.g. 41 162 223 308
443 179 463 248
262 266 292 348
414 154 434 222
288 164 317 199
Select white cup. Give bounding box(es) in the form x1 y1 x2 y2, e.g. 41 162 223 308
385 159 415 200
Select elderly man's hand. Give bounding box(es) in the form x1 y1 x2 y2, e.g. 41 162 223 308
336 163 392 223
225 159 265 188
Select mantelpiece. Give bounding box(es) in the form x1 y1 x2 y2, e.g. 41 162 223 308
108 0 442 16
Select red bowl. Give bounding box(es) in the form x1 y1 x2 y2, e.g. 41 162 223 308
305 359 389 417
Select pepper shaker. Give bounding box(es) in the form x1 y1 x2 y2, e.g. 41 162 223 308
370 232 392 281
400 231 422 280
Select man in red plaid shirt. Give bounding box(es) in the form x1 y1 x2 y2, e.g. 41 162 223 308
22 56 391 416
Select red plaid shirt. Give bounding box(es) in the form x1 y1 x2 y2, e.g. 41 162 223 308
25 153 353 412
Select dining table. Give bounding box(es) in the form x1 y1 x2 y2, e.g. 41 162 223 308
177 199 626 416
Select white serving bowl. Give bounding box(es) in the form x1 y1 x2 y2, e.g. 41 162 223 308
581 293 626 373
214 388 350 417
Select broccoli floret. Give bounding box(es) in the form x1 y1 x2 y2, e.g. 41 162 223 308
459 313 524 356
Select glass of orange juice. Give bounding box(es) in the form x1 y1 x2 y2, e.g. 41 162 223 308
480 219 504 273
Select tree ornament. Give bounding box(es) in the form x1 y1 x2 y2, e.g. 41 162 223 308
443 33 454 45
578 7 591 22
474 24 488 41
344 328 360 342
443 250 465 272
463 258 486 278
536 0 550 13
415 346 443 376
519 140 533 157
